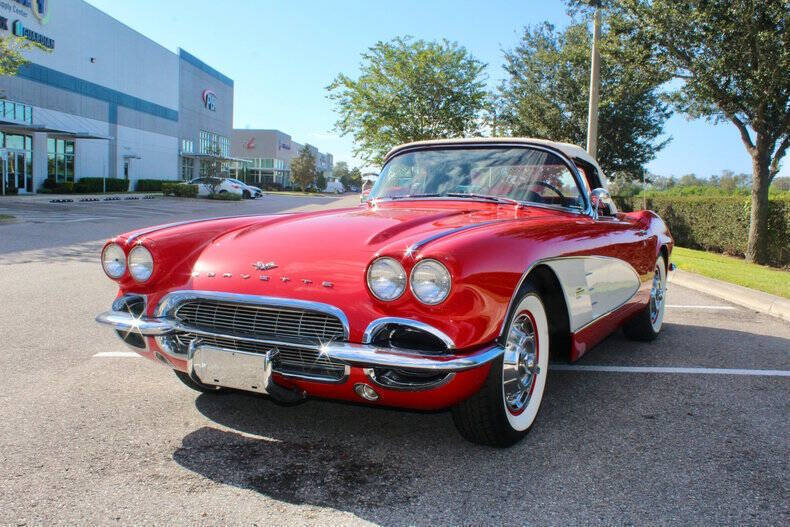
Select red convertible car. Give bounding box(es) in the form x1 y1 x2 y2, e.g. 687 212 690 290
96 138 672 446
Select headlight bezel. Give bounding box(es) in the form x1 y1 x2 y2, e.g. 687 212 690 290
366 257 407 301
128 245 154 282
409 258 452 305
101 242 127 279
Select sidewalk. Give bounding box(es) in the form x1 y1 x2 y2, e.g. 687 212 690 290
670 269 790 323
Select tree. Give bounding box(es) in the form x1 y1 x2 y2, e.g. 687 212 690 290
291 145 317 191
327 36 488 165
202 144 225 196
333 161 351 187
349 167 363 187
0 35 47 77
499 19 671 179
617 0 790 264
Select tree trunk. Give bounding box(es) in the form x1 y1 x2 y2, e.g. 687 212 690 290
745 154 772 264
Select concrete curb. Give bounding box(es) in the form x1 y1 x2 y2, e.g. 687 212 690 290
669 269 790 323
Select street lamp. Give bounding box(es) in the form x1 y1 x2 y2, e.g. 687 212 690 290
586 1 602 158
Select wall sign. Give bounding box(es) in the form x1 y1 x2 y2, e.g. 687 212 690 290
12 19 54 48
245 138 255 150
9 0 49 24
202 89 217 111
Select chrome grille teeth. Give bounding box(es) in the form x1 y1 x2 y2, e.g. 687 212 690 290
170 299 347 381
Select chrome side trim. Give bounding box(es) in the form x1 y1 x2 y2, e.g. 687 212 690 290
499 255 642 337
154 290 350 340
274 365 351 385
363 368 456 391
362 317 456 349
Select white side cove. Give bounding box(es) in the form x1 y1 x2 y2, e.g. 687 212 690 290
545 256 641 332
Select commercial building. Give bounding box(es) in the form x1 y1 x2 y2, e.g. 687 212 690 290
230 129 333 187
0 0 234 194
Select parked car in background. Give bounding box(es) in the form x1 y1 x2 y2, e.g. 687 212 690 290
187 177 245 198
228 178 263 199
97 138 672 447
348 185 360 193
324 178 345 194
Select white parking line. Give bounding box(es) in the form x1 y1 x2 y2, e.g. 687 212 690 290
551 364 790 377
93 351 141 358
667 304 737 310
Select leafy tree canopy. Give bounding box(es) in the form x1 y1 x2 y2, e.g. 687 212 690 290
499 18 672 179
0 35 47 76
291 145 317 191
616 0 790 263
327 36 488 165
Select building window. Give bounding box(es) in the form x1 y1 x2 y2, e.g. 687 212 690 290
181 139 194 154
48 138 76 183
0 100 33 124
181 157 194 180
199 130 229 157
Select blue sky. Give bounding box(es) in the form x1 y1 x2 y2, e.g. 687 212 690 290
84 0 785 178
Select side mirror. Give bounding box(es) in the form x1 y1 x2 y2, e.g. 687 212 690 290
590 187 615 218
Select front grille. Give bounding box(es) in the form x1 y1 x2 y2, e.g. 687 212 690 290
165 298 347 382
174 299 345 342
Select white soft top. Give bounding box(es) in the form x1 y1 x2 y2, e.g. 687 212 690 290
384 137 606 181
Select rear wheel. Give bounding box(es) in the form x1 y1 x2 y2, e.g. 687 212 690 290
174 370 222 394
623 254 667 341
452 282 549 447
243 190 251 199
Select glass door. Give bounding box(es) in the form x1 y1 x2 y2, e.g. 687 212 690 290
15 152 27 193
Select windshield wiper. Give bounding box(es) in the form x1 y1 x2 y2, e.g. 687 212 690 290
441 193 523 206
378 193 443 200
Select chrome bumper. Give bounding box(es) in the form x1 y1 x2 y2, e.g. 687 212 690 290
95 309 502 372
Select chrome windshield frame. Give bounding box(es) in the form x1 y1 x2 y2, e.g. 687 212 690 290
372 142 593 217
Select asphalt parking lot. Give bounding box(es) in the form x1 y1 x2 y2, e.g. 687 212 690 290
1 195 788 525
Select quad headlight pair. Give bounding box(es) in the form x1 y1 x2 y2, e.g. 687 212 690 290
101 243 154 282
367 257 451 305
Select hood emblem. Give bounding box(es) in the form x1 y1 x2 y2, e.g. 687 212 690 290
252 261 277 271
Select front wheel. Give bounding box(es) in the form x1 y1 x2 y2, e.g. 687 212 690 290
452 282 550 447
623 254 667 341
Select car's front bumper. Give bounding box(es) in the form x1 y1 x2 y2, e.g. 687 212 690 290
96 309 502 373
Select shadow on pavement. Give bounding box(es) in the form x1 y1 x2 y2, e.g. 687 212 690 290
171 321 790 524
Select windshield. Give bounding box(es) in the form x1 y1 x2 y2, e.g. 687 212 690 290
370 147 586 210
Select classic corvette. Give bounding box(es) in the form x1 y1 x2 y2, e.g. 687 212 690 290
96 138 672 446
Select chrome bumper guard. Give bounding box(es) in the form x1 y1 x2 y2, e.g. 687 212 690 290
95 310 503 372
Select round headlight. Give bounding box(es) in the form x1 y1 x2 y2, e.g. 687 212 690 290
128 245 154 282
101 243 126 279
410 259 451 305
367 257 406 301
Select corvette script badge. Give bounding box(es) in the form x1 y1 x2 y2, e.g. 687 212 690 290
252 261 277 271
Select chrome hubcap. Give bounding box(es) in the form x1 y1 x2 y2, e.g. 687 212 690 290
649 264 665 324
503 313 539 414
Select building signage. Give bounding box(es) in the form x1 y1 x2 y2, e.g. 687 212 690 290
279 142 291 150
12 19 54 48
7 0 49 24
202 89 217 111
0 16 7 30
245 138 255 150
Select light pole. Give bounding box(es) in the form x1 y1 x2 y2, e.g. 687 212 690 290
586 2 602 158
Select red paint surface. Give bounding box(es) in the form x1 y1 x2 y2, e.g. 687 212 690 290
105 198 672 408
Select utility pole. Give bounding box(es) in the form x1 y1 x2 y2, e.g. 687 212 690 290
586 4 602 158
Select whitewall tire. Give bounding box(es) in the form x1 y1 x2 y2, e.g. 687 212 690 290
452 281 549 446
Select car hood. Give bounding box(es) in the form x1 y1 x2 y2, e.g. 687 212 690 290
190 203 526 294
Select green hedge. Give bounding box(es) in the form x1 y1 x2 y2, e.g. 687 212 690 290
162 182 198 198
614 195 790 267
74 177 129 193
208 191 242 201
135 179 164 192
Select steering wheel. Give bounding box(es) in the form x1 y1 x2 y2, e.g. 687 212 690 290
524 180 566 203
